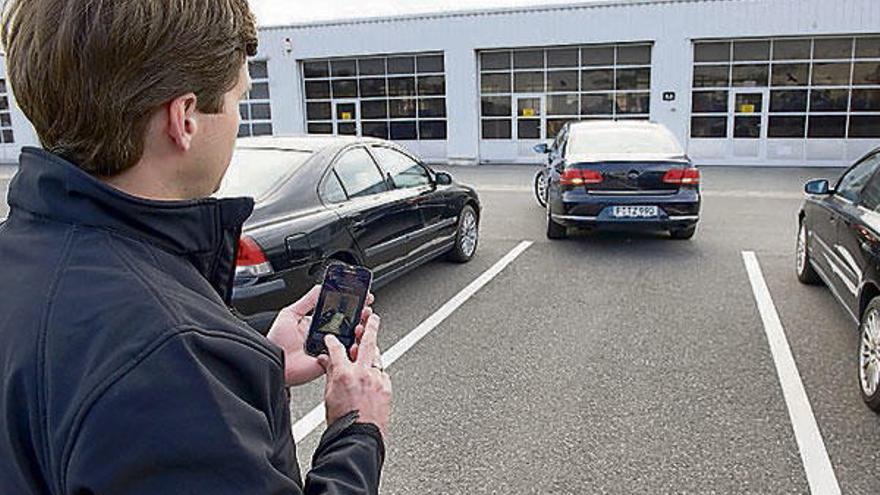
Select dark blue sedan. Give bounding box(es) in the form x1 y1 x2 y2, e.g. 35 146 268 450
538 121 701 240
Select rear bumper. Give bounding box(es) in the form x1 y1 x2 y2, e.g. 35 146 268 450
549 188 700 230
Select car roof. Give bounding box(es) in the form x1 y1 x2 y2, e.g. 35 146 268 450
564 121 687 163
236 134 384 152
567 120 669 134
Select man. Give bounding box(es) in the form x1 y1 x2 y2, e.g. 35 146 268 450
0 0 391 493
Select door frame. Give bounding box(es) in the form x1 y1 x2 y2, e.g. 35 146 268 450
727 87 770 161
332 99 361 136
514 93 547 141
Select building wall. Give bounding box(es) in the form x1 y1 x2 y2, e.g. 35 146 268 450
256 0 880 165
0 55 40 164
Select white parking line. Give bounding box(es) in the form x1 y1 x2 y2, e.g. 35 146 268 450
292 240 534 443
741 251 841 495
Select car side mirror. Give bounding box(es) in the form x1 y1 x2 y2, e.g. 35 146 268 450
533 143 550 154
435 172 453 186
804 179 831 195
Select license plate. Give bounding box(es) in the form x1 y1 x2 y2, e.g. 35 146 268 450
612 206 659 218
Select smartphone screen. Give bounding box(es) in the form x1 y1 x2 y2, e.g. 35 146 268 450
305 264 372 357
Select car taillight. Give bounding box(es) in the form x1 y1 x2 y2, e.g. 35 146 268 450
561 169 603 186
236 236 273 278
663 168 700 185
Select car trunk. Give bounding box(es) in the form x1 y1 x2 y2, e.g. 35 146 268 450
570 161 690 194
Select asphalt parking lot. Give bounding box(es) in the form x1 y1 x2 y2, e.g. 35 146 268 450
3 164 878 493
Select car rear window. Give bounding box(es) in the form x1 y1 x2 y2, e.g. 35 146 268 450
216 148 314 200
567 126 684 156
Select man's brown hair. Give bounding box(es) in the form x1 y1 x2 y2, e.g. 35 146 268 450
1 0 258 176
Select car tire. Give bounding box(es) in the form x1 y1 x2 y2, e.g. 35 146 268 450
447 205 479 263
796 221 822 285
546 209 567 240
669 225 697 240
859 298 880 412
534 170 548 208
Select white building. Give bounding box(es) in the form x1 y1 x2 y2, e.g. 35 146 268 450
3 0 880 167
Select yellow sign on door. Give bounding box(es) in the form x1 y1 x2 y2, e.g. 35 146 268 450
740 104 755 113
341 112 353 121
522 108 536 117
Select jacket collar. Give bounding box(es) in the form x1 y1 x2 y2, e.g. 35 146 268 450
7 147 254 303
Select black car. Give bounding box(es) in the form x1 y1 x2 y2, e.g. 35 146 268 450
217 135 481 331
538 121 701 240
797 147 880 412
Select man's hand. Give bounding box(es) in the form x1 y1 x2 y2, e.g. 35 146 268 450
318 314 392 440
267 285 374 387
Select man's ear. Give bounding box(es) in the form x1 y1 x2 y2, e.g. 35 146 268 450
167 93 198 151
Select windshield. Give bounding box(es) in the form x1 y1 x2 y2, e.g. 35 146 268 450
215 148 314 200
567 126 684 156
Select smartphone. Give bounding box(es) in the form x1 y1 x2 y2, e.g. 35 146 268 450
304 263 373 357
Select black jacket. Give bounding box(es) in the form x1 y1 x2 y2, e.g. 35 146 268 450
0 148 384 494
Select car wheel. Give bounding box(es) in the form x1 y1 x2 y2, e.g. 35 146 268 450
546 208 567 240
796 221 822 285
534 170 548 208
447 205 479 263
859 299 880 412
669 225 697 240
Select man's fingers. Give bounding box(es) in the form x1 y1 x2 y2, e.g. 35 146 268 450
360 307 373 326
354 324 365 341
366 292 375 306
355 314 380 367
324 335 350 368
349 343 359 361
286 285 321 318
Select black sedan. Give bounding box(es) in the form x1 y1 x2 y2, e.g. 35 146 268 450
797 147 880 412
538 121 701 240
217 135 481 331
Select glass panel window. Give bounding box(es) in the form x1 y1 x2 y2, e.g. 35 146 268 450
481 52 511 70
308 123 333 135
581 93 614 115
388 56 415 74
814 38 854 59
307 102 331 121
249 61 268 79
390 121 417 140
359 78 387 98
808 115 847 138
0 113 11 127
853 62 880 85
517 119 541 139
239 103 250 120
320 172 348 204
615 93 650 114
372 147 432 188
856 37 880 59
547 49 579 68
481 73 511 93
582 69 614 91
695 42 731 63
482 119 512 139
331 79 358 98
771 64 809 86
250 82 270 100
417 55 444 73
692 91 728 113
331 60 357 78
251 103 271 120
334 148 388 198
811 63 852 86
810 89 849 112
417 76 445 96
735 93 763 113
418 98 446 118
547 94 579 116
691 116 727 137
517 98 542 117
305 81 330 99
361 100 388 119
514 50 544 69
581 46 615 66
773 39 811 60
481 96 511 117
388 77 416 97
836 153 880 201
362 122 389 140
734 116 761 138
852 89 880 112
304 61 330 78
252 123 273 136
389 99 417 118
547 118 572 139
547 71 578 92
732 64 769 87
734 41 770 61
693 65 730 87
850 115 880 138
617 45 651 65
768 116 807 138
514 72 544 92
418 120 447 140
358 58 386 76
616 68 651 90
770 90 808 112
